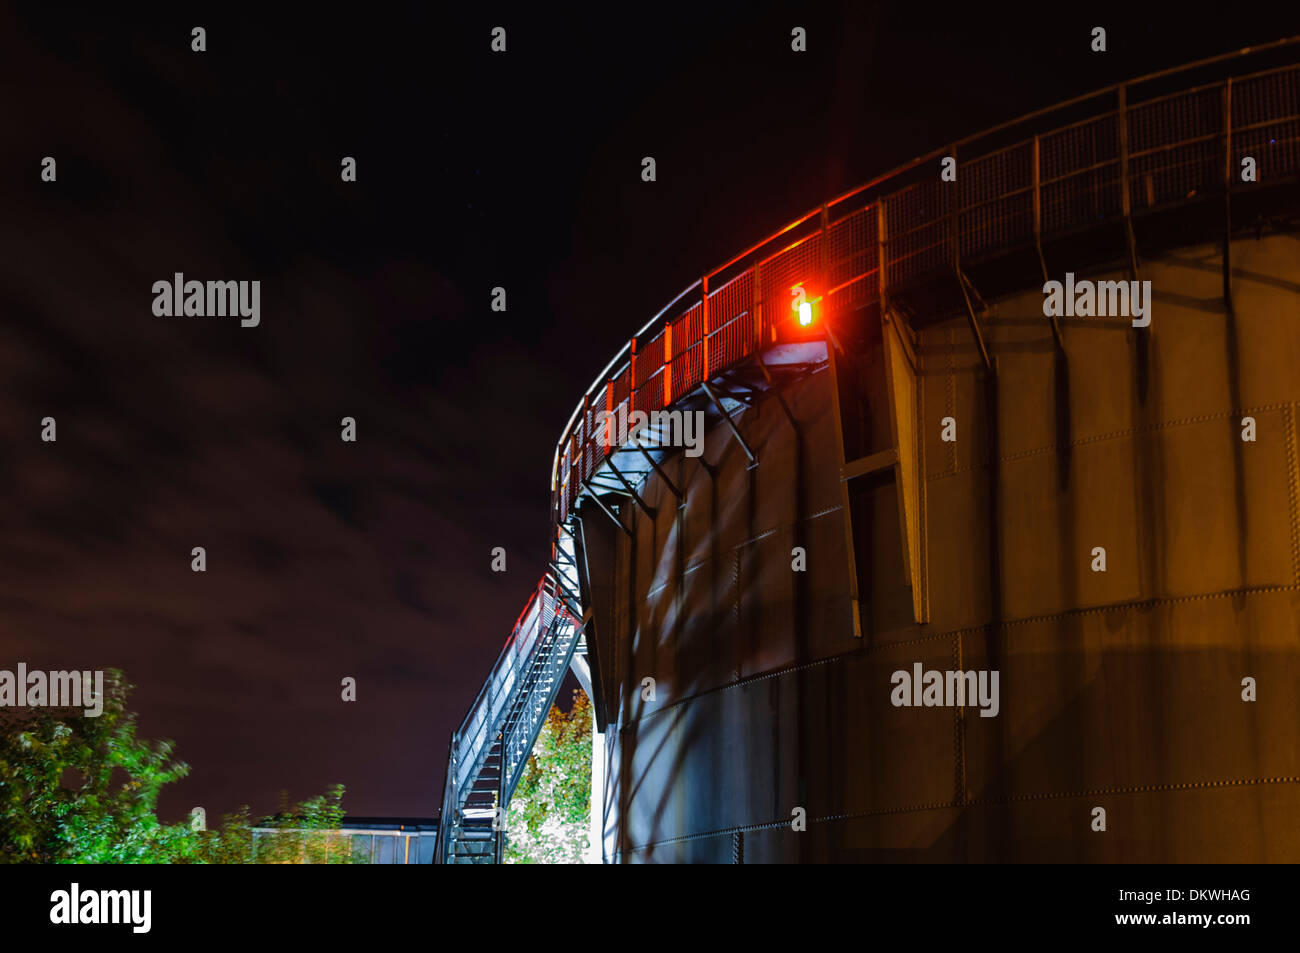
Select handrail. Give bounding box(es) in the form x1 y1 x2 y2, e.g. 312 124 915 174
453 575 547 744
549 43 1300 534
437 571 582 861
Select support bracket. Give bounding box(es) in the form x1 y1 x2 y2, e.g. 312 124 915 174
581 480 633 538
636 443 684 502
702 380 756 464
957 267 993 376
606 458 656 520
755 351 799 432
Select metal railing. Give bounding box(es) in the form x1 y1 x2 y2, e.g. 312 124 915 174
550 41 1300 535
435 572 581 862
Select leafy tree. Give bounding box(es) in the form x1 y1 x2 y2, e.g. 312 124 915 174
505 690 591 864
240 787 355 864
0 668 355 863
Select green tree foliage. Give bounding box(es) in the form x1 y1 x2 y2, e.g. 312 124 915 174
505 690 592 864
0 669 355 863
242 788 355 864
192 785 354 864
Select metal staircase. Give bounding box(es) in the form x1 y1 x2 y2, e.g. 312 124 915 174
435 569 584 863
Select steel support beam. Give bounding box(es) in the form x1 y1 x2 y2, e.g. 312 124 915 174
582 480 633 538
702 380 756 464
957 268 993 375
755 351 798 432
636 443 684 501
606 458 656 519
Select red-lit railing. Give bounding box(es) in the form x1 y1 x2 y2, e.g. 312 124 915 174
551 43 1300 532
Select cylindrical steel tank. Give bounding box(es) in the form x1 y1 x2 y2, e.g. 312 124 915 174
564 49 1300 862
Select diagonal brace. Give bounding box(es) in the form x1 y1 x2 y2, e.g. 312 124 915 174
957 267 993 376
606 458 656 519
702 381 756 464
637 443 684 501
755 351 798 432
581 479 633 538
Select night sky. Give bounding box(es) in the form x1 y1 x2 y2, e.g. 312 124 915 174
2 3 1296 821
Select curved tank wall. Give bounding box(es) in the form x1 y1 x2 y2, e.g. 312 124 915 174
577 230 1300 862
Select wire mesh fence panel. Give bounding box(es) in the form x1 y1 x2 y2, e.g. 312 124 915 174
758 234 822 341
959 141 1034 259
826 204 878 312
708 311 751 375
1233 65 1300 127
568 434 582 514
1041 167 1122 237
1129 83 1225 153
709 270 754 372
884 178 954 286
637 366 665 414
673 339 705 396
672 301 706 359
708 271 752 330
1129 138 1223 211
1039 114 1121 237
575 410 592 494
609 395 630 445
1233 66 1300 179
610 362 631 407
669 300 706 396
632 326 667 413
1128 84 1225 212
826 267 879 319
1233 117 1300 180
1040 112 1120 182
632 329 665 389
